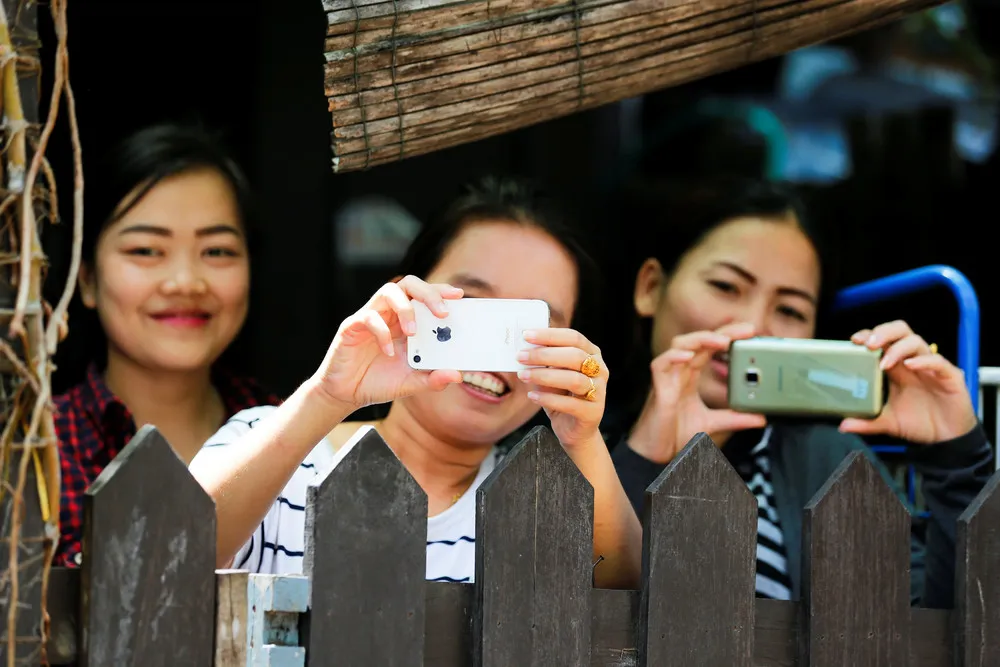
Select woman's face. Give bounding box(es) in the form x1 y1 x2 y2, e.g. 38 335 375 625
406 220 579 446
635 215 820 409
79 167 250 374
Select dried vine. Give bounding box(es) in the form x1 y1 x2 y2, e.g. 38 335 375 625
0 0 79 664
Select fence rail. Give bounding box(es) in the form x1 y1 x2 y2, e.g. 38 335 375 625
4 424 1000 666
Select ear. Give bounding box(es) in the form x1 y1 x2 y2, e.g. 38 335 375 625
78 263 97 309
634 258 665 318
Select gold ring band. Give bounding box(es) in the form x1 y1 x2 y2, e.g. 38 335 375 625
584 378 598 402
581 355 601 378
929 342 938 355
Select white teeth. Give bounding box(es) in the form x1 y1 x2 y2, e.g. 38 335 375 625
462 372 506 396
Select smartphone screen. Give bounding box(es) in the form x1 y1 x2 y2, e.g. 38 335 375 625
406 298 551 372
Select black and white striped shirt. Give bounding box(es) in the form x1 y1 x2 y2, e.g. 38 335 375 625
726 426 793 600
191 406 498 583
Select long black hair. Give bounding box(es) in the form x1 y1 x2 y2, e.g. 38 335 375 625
53 123 258 392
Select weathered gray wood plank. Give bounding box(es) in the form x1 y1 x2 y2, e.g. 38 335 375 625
426 582 472 667
303 426 426 665
591 588 638 667
474 426 593 667
755 599 796 667
800 451 910 667
214 569 249 667
80 426 216 666
955 468 1000 666
638 432 756 667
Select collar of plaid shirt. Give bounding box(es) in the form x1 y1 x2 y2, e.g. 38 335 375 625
53 363 280 567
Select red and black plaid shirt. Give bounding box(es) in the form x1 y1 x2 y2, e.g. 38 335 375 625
53 363 280 567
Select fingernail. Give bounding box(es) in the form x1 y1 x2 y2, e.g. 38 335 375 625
516 351 530 362
406 321 416 335
527 391 540 401
383 344 395 357
518 370 531 381
523 330 538 341
867 335 877 346
438 302 449 315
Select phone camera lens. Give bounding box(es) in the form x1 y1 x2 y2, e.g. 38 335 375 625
745 370 759 386
413 355 422 364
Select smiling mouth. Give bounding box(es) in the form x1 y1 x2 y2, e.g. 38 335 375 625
461 372 510 397
150 310 212 325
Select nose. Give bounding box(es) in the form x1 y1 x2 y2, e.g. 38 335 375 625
161 259 208 296
731 301 771 337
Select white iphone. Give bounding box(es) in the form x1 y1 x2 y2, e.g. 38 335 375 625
406 298 551 372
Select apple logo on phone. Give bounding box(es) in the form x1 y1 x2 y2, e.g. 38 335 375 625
433 327 452 342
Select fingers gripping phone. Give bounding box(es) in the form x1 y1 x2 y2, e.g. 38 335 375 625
406 298 551 373
727 337 884 418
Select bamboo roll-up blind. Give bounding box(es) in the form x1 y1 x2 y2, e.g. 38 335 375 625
324 0 942 172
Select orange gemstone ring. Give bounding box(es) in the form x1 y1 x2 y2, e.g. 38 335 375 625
929 342 938 355
581 355 601 378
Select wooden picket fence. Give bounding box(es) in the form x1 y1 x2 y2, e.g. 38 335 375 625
2 424 1000 666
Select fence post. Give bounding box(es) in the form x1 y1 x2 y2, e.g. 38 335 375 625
956 469 1000 664
800 451 910 666
473 425 593 667
215 570 249 667
302 425 426 665
247 574 309 666
637 433 756 667
79 426 217 666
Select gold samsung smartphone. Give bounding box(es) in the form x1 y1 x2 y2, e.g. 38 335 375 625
727 337 884 418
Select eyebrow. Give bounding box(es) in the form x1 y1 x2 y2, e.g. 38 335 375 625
118 223 243 239
713 261 817 305
448 272 565 324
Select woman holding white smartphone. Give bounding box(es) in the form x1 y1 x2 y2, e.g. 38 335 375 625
190 177 642 588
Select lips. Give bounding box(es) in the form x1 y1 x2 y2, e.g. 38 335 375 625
462 371 510 403
150 309 212 328
711 351 729 379
462 372 509 396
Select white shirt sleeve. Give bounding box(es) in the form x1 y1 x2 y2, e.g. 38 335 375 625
193 405 325 575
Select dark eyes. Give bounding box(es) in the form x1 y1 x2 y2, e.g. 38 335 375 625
778 305 807 322
708 280 807 322
123 247 240 258
124 247 159 257
708 280 738 294
204 247 240 258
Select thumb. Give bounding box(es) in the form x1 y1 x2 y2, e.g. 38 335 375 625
838 414 889 437
705 409 767 434
425 369 462 392
397 370 460 398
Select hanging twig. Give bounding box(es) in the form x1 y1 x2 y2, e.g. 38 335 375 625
44 0 80 355
7 0 62 338
0 339 36 394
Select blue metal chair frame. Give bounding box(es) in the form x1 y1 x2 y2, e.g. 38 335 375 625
832 265 980 509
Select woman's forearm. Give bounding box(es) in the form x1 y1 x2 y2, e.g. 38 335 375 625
190 378 353 567
565 435 644 589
